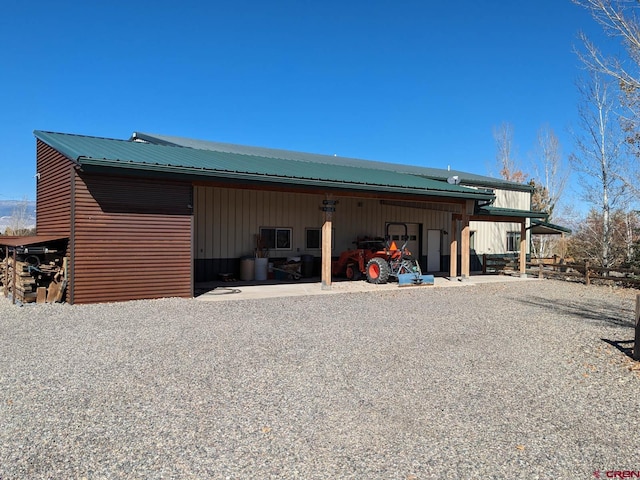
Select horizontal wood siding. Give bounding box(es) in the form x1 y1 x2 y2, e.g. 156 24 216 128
36 140 73 236
72 172 193 304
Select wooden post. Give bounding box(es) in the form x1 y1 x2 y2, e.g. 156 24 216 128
482 253 487 274
634 294 640 361
585 261 590 286
12 247 16 305
460 212 470 279
449 216 458 278
3 246 7 298
519 221 527 277
539 261 543 279
321 219 332 289
321 197 335 290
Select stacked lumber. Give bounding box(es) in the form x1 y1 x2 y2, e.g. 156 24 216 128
1 255 67 304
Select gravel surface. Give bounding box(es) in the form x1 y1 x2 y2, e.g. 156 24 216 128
1 279 639 479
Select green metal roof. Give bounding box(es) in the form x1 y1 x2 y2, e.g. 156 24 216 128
34 131 495 200
530 219 572 234
475 205 549 219
133 132 532 192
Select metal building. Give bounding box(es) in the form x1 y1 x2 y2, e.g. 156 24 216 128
27 130 550 304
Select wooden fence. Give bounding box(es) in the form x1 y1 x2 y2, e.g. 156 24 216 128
526 258 640 287
481 254 640 287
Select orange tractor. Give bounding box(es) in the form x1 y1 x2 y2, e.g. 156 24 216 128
332 223 433 285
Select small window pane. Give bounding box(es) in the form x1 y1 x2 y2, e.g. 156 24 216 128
276 229 291 249
506 231 521 252
260 228 275 249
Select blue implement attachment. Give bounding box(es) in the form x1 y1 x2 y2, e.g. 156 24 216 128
397 273 435 287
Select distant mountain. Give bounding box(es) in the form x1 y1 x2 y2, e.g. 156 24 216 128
0 200 37 232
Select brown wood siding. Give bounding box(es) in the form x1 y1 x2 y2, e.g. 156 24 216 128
36 140 73 236
72 172 193 304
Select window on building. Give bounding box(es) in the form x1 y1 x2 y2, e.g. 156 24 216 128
506 231 521 252
305 227 335 250
260 227 292 251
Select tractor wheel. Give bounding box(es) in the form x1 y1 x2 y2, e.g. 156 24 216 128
366 257 391 284
346 264 363 281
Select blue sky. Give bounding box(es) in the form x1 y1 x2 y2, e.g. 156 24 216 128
0 1 610 202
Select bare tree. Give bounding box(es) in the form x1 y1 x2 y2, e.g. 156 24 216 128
533 125 569 217
573 0 640 91
530 125 570 258
493 122 527 183
570 72 628 268
5 198 34 236
573 0 640 189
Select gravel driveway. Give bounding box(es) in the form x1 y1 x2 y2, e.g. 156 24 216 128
1 279 639 479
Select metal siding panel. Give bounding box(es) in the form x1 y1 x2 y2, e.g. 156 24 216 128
220 188 229 257
72 173 193 304
196 186 206 259
203 186 212 259
248 190 257 239
233 189 243 258
211 187 220 259
36 141 72 236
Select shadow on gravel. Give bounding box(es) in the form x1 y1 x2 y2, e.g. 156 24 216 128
601 338 636 359
512 295 635 328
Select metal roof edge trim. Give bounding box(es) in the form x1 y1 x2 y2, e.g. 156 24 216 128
475 206 549 219
530 219 572 234
0 235 69 247
78 158 495 200
425 176 534 192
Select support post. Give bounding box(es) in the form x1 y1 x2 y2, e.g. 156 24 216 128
449 216 458 278
585 261 590 286
460 212 470 279
482 253 487 274
321 197 335 290
539 261 543 279
519 221 527 277
634 294 640 361
12 247 16 305
3 245 7 297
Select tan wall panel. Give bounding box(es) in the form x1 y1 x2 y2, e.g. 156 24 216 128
193 186 458 260
494 188 530 209
470 220 530 255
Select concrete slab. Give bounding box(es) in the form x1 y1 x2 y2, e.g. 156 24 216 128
195 274 537 302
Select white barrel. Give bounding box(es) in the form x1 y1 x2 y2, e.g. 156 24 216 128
254 257 268 281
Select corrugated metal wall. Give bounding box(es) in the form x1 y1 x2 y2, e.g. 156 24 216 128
71 172 193 304
193 185 458 280
36 140 73 236
471 188 531 255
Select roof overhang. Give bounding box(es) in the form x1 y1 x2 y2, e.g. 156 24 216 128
0 235 68 247
528 219 572 235
463 205 549 223
76 157 496 201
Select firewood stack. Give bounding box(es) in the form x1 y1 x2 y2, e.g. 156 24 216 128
1 254 67 304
